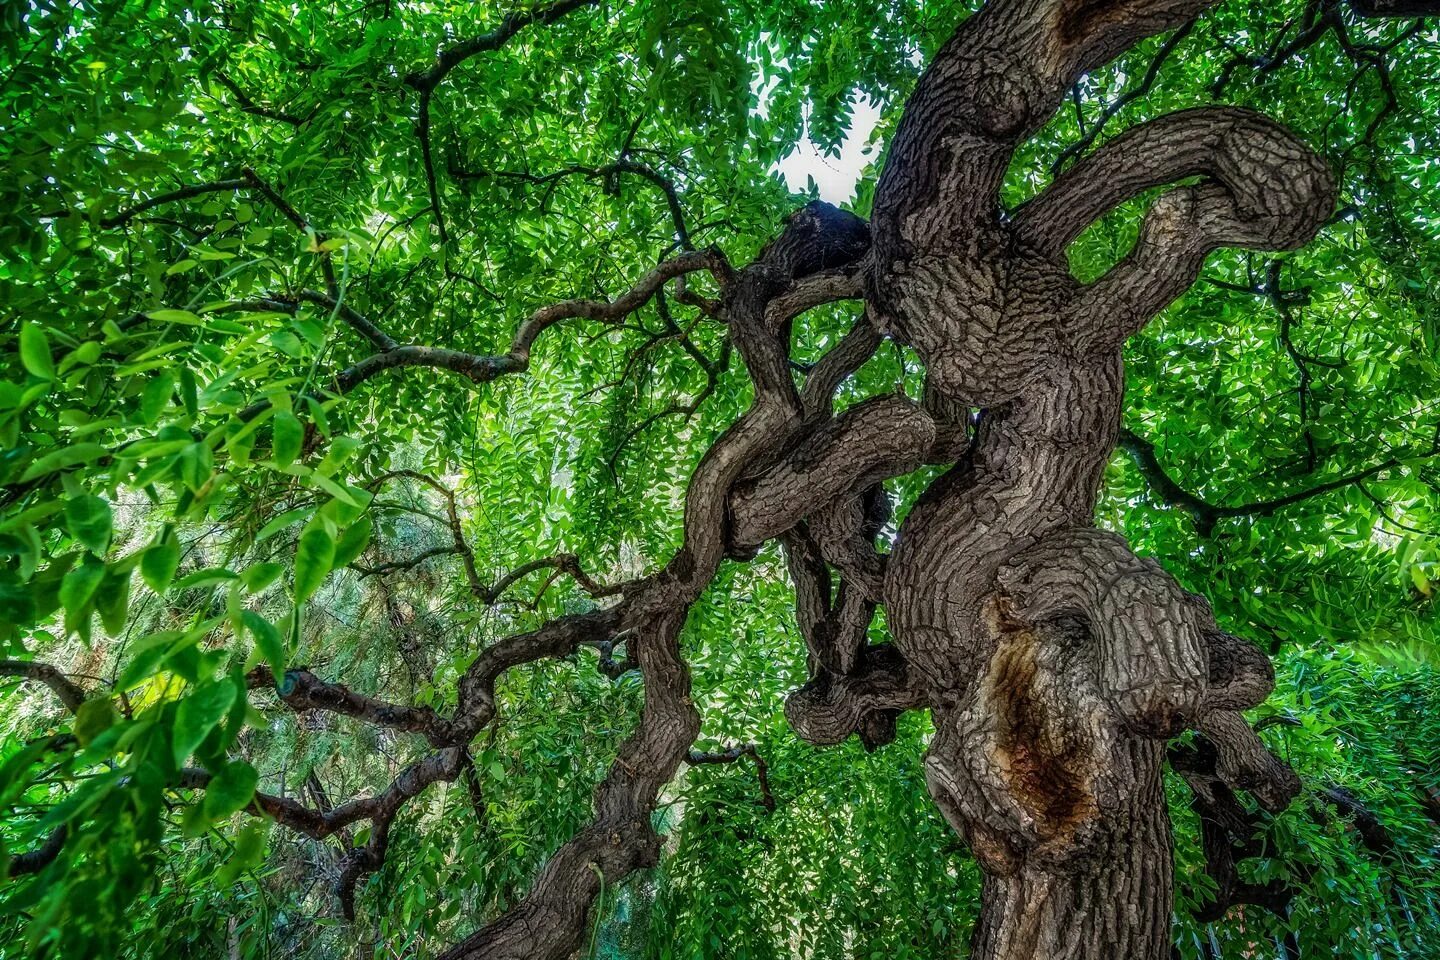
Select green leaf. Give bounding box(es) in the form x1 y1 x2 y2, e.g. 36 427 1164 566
216 821 270 885
18 442 107 482
255 505 315 542
0 574 37 628
331 514 372 569
173 678 239 766
173 567 239 590
146 308 202 324
203 761 258 820
64 494 113 554
19 322 55 379
141 530 181 592
292 520 334 603
60 558 106 613
242 610 286 672
73 697 119 747
117 629 185 689
240 562 285 592
271 410 303 468
95 568 131 636
140 370 176 425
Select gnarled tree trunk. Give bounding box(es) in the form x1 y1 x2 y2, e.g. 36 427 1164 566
439 2 1342 957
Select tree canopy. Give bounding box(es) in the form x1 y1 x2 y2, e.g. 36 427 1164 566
1 0 1439 958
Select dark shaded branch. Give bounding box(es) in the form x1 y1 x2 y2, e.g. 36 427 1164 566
288 289 398 352
214 71 309 126
1170 736 1296 923
785 644 928 751
6 826 67 877
337 814 391 920
404 0 599 93
238 166 310 233
453 159 693 250
351 545 464 578
0 660 89 712
687 744 776 812
1118 426 1409 533
1317 784 1395 855
97 178 248 229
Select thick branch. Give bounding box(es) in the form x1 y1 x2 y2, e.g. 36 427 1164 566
0 660 89 712
785 644 928 751
1016 106 1335 259
1042 107 1335 351
729 394 937 550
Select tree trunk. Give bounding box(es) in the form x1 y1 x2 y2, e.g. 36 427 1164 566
831 2 1331 957
970 772 1172 959
443 3 1342 956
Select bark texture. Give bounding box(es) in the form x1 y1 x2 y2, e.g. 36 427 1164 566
233 1 1349 955
19 0 1436 952
435 2 1336 956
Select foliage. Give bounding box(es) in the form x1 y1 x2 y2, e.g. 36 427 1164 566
0 0 1437 957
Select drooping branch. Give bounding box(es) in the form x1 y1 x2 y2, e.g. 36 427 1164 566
404 0 600 245
785 642 929 752
452 159 693 250
182 748 466 841
438 201 875 960
363 470 619 604
1169 736 1296 923
1118 426 1411 533
403 0 599 94
332 248 731 395
1317 784 1395 855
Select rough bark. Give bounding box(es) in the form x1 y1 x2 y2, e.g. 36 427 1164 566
18 0 1435 953
196 1 1370 955
855 3 1334 957
431 2 1339 956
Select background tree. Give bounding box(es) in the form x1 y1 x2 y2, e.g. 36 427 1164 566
1 0 1439 958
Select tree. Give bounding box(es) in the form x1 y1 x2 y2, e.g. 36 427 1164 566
2 0 1439 958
